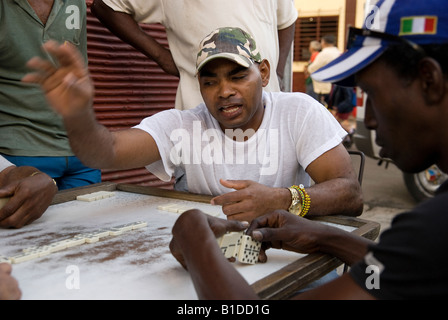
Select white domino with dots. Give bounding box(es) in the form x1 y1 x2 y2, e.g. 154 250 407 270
217 231 261 264
74 233 100 244
0 255 11 264
130 221 148 230
237 235 262 264
218 232 243 258
10 251 40 264
89 229 111 239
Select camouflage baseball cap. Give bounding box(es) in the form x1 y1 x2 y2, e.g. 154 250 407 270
196 27 263 73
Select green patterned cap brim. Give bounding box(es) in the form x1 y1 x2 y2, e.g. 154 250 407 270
196 27 262 72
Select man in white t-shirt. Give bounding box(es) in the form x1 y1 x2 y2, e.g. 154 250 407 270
0 156 57 228
23 27 363 222
91 0 298 110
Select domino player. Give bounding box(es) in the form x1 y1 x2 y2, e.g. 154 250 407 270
22 27 363 222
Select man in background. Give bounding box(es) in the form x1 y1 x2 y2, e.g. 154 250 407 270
304 40 322 100
0 0 101 190
307 35 341 105
91 0 298 110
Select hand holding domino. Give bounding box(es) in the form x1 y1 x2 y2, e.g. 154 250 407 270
217 231 262 264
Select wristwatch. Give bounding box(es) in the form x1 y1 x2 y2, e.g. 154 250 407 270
287 187 302 216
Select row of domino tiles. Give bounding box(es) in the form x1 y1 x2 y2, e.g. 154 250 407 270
0 221 147 264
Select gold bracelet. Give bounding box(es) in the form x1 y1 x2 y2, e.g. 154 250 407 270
287 187 302 216
291 184 311 217
30 171 57 187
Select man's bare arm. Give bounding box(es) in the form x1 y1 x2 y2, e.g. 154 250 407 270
277 23 295 89
91 0 179 77
305 144 364 217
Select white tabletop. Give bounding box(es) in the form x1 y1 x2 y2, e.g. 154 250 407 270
2 190 351 300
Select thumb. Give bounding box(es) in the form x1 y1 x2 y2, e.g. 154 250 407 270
250 227 283 243
0 184 16 199
219 179 250 190
225 220 250 233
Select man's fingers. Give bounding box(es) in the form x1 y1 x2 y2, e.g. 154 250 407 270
246 211 287 242
22 57 57 84
211 180 253 206
219 179 251 190
41 40 86 71
246 214 273 234
206 214 249 237
250 227 283 243
23 41 88 85
211 188 247 206
0 263 12 273
225 219 249 232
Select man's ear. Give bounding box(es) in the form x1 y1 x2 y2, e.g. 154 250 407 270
418 57 446 105
258 59 270 87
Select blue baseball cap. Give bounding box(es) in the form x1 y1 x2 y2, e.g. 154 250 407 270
311 0 448 86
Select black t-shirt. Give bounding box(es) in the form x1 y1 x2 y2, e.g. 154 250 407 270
350 181 448 299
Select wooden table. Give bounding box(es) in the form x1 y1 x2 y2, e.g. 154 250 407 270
0 182 380 300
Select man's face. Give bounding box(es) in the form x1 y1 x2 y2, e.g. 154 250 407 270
198 58 269 133
356 59 437 173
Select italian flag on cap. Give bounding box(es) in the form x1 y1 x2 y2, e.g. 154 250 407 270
400 16 437 35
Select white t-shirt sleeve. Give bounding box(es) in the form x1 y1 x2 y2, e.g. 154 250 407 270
292 96 347 169
277 0 298 30
102 0 164 23
0 155 14 172
133 109 185 182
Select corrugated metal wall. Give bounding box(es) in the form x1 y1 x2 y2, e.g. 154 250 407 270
85 1 177 188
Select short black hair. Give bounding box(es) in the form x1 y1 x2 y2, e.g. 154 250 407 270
380 43 448 81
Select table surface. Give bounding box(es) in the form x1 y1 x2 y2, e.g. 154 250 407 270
0 183 380 300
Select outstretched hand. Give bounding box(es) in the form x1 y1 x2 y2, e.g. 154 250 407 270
211 179 287 222
22 41 94 119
